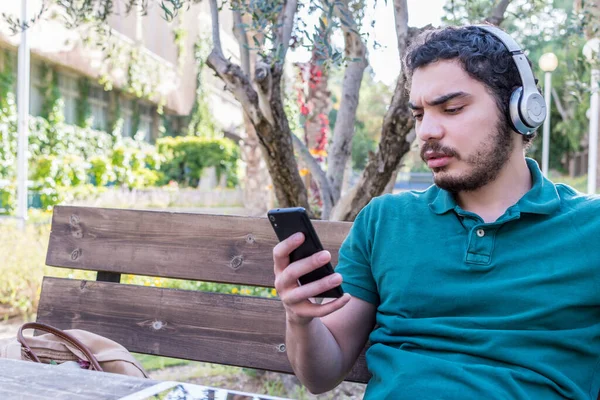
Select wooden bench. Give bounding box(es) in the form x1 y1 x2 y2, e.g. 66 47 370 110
36 205 370 384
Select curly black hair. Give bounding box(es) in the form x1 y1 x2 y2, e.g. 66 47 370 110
404 25 539 143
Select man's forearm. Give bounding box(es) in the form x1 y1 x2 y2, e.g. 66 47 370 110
285 317 348 394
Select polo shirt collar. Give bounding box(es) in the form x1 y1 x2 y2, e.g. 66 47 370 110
429 158 560 216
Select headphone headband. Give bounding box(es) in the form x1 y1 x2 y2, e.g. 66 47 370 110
474 25 546 135
474 25 538 95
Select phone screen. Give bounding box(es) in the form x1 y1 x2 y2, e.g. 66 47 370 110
268 207 343 298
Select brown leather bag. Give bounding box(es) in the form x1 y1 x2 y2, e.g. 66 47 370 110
0 322 148 378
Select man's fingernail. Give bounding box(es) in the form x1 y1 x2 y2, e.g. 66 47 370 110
318 252 330 263
329 273 342 284
293 232 303 242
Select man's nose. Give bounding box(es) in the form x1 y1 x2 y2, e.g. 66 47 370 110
417 114 444 142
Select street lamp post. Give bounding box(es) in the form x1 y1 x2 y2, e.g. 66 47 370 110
539 52 558 178
16 0 30 228
583 38 600 195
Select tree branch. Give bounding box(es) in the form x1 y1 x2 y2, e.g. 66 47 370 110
326 0 369 203
552 87 570 122
485 0 512 26
393 0 409 62
254 59 276 126
331 27 425 221
207 49 263 126
224 129 244 144
207 0 267 127
274 0 297 61
232 9 251 76
208 0 223 56
291 134 335 218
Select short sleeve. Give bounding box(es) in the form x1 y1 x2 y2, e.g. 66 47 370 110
335 203 379 306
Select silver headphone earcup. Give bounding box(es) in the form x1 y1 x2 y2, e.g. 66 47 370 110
521 92 546 128
508 87 539 136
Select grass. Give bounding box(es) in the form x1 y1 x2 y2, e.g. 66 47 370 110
0 211 97 319
134 354 192 371
549 172 589 193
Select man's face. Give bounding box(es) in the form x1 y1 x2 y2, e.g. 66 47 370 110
409 59 514 193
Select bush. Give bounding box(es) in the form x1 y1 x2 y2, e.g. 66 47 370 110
0 98 169 214
89 156 116 186
157 136 240 188
0 183 15 214
0 65 241 215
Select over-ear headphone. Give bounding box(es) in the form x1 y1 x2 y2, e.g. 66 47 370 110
475 25 546 136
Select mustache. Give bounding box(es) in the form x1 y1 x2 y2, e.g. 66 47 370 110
420 141 460 162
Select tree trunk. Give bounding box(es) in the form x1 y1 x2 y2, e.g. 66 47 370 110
300 12 332 217
206 0 310 212
240 114 272 215
254 66 311 211
331 23 425 221
232 8 271 215
326 31 368 203
331 69 415 221
485 0 511 26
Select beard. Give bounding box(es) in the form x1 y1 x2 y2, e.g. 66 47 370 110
420 119 514 193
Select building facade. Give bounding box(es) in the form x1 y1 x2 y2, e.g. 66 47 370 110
0 0 243 142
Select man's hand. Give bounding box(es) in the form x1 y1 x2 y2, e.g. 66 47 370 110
273 232 351 326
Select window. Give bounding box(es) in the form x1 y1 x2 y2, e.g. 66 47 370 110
121 98 133 137
58 72 79 125
138 103 153 141
89 86 108 131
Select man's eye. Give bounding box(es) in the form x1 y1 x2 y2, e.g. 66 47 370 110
445 106 464 114
412 113 423 121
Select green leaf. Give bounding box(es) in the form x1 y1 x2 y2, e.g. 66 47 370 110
160 3 174 22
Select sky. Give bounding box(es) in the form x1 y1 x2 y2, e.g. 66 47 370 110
368 0 447 86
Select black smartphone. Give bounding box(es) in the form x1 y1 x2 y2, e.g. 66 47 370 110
268 207 344 298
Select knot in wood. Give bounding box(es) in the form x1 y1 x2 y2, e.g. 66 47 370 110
152 320 165 331
229 255 244 270
255 65 269 82
70 214 83 238
245 234 255 244
70 248 81 261
277 344 286 353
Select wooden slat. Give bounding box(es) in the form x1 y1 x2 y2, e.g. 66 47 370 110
37 277 371 384
46 206 352 287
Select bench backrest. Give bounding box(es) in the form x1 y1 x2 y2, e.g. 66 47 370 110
37 205 370 383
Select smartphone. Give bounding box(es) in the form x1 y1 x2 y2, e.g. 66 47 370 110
268 207 343 298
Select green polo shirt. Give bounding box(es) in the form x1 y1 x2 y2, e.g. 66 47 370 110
336 158 600 399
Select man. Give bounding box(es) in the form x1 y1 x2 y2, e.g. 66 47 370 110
273 25 600 399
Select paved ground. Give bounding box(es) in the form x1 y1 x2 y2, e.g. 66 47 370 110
0 317 32 341
0 318 21 340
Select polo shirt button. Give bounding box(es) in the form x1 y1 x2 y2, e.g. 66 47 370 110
476 229 485 237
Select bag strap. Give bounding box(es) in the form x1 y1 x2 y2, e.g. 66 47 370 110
18 322 104 372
